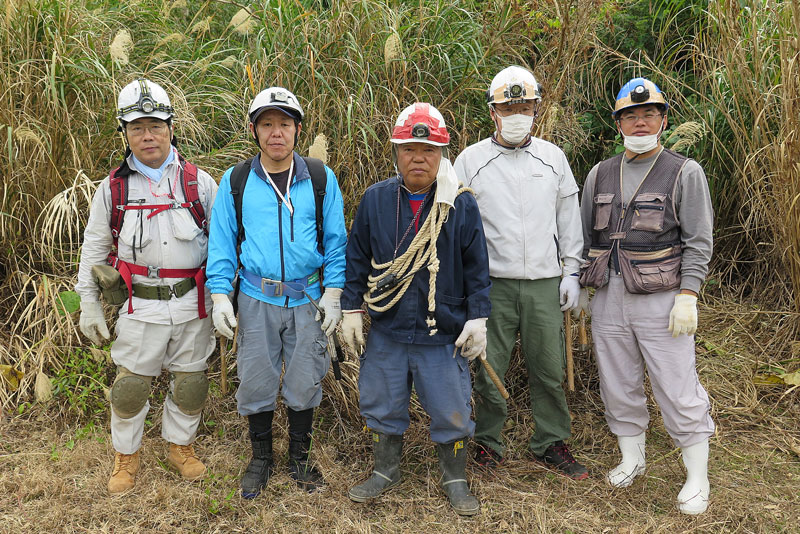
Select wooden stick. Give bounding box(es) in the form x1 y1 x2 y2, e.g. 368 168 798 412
578 310 590 355
220 336 228 396
481 357 509 400
565 310 575 392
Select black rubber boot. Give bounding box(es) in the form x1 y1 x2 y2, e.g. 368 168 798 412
287 407 323 492
349 432 403 502
437 438 480 516
241 429 274 499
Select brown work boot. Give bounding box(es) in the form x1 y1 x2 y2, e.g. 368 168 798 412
108 451 140 494
167 443 206 480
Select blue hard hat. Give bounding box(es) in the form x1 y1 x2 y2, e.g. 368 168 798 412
613 77 668 118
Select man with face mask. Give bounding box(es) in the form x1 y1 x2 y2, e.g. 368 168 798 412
453 66 587 480
206 87 347 497
579 78 714 514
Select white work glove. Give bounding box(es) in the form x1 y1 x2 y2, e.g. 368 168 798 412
79 300 110 346
668 293 698 337
572 287 590 319
559 275 581 312
341 310 365 354
211 293 237 339
316 288 343 336
454 318 488 361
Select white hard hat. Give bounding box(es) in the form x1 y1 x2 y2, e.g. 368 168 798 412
486 66 542 106
117 79 174 122
390 102 450 147
249 87 304 123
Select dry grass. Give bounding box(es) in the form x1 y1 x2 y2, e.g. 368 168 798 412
1 296 799 534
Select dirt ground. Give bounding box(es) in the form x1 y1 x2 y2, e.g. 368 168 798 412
2 301 799 534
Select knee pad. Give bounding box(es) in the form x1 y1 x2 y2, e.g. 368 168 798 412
170 371 209 415
111 367 152 419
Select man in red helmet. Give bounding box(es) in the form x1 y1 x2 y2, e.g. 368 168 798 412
340 102 491 516
580 77 714 515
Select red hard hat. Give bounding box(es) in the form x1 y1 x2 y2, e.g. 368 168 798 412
390 102 450 146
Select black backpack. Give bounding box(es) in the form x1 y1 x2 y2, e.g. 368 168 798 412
229 156 327 311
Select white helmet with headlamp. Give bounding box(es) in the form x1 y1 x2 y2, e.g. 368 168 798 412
486 66 542 107
249 87 304 123
117 79 174 125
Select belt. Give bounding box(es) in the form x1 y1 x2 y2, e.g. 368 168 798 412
111 258 207 319
132 278 197 300
241 269 319 300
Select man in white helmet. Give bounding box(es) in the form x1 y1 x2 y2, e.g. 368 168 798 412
76 78 218 494
453 66 587 480
206 86 347 497
579 77 714 514
340 102 491 516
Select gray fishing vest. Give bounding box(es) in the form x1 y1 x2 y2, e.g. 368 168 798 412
590 148 687 251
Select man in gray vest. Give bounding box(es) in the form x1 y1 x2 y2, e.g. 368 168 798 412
579 77 714 514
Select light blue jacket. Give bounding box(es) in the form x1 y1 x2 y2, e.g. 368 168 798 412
206 152 347 306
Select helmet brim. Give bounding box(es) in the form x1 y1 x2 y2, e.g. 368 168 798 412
250 105 302 123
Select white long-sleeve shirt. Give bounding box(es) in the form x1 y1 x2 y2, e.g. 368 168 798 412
76 150 218 325
454 136 584 279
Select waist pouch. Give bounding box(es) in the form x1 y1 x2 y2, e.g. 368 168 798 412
579 248 612 289
618 246 681 294
91 264 128 306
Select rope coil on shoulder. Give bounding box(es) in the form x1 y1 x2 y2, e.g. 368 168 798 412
363 185 474 335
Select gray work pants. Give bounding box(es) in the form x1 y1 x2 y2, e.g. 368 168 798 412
591 274 714 447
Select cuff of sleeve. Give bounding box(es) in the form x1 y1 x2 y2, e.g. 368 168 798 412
680 275 703 294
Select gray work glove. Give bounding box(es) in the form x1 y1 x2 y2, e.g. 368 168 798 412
211 293 237 339
79 300 111 346
316 288 343 336
454 318 488 361
341 310 365 354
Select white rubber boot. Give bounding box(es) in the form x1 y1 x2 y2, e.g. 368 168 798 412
607 432 646 488
677 439 710 515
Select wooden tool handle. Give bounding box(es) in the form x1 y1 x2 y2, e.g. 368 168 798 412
565 310 575 392
481 357 509 400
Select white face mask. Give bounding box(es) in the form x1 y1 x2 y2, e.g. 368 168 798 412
498 113 534 145
623 124 664 154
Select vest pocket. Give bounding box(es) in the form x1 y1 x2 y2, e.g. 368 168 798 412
593 193 614 231
631 193 667 232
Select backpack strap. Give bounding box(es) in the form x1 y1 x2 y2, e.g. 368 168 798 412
229 158 253 314
302 156 327 256
178 155 208 235
108 166 128 265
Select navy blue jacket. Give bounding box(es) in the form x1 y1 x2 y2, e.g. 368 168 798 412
342 176 492 345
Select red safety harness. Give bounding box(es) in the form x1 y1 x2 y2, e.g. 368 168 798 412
107 153 208 318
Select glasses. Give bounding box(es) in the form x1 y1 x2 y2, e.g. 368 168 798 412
618 112 663 125
126 123 169 137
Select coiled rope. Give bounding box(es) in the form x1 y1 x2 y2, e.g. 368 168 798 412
364 185 473 335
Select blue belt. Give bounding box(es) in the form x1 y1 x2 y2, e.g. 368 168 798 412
241 269 320 299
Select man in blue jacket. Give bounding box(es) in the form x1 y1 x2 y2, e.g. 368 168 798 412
206 87 347 498
340 102 492 516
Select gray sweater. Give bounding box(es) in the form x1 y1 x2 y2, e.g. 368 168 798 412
580 151 714 293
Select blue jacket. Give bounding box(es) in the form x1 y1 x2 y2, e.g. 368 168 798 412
206 153 347 306
342 176 492 345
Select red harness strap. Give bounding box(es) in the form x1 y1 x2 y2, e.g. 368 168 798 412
114 259 207 319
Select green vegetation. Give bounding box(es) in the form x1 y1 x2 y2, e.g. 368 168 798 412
1 0 798 443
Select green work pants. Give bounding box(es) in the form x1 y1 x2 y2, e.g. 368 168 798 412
473 277 571 456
